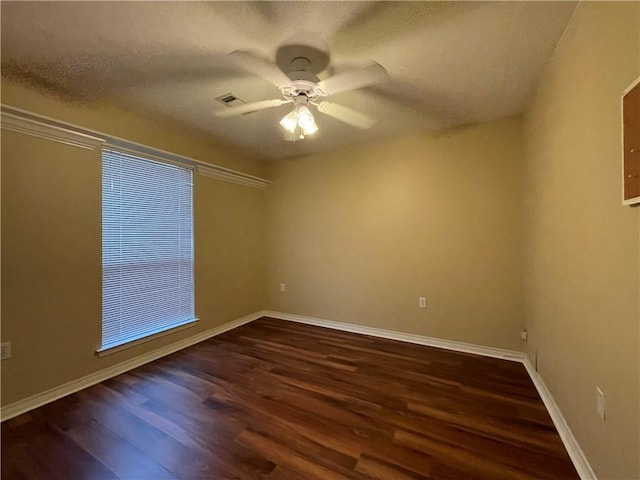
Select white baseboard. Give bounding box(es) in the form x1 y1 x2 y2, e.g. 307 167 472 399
263 310 596 480
1 309 596 480
0 311 263 422
523 357 597 480
262 310 525 361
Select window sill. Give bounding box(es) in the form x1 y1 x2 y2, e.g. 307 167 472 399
96 318 199 357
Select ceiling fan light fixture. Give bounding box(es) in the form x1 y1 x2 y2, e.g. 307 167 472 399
279 109 298 133
279 104 318 137
297 106 318 135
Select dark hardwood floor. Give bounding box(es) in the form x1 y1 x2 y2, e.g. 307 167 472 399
1 317 579 479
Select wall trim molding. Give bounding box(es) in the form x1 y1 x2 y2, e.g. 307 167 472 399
1 109 105 150
0 104 271 190
0 311 263 422
263 310 596 480
197 165 270 189
262 310 525 361
522 358 597 480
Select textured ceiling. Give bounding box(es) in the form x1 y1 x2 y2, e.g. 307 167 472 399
1 1 576 160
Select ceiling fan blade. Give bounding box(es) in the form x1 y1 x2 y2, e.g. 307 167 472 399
228 50 292 88
331 2 466 55
215 99 291 118
317 63 388 96
315 101 376 129
367 80 462 128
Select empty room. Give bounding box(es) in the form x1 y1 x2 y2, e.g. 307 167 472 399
1 1 639 479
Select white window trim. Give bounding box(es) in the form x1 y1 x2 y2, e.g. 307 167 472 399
96 318 199 357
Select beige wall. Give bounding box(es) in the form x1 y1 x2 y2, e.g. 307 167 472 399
523 2 640 478
265 117 525 351
1 79 266 406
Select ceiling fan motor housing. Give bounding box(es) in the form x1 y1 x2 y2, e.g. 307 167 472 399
280 76 326 101
276 44 330 101
276 44 330 75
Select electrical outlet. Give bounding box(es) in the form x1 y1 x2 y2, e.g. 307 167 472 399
520 330 528 342
596 387 605 420
1 342 12 360
280 283 286 292
418 297 427 309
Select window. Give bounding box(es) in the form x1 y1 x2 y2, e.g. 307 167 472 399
101 149 194 351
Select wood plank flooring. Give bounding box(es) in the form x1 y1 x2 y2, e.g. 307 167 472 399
1 317 579 479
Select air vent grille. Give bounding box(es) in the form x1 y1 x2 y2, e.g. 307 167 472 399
215 93 246 107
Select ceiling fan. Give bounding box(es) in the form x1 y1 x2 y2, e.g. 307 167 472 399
214 44 389 139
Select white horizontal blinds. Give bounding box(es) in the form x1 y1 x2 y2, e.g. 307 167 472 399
102 149 194 350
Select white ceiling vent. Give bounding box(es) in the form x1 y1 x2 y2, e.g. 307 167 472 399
215 93 246 108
